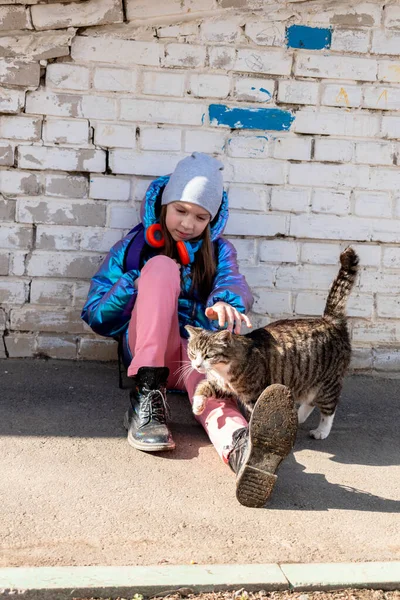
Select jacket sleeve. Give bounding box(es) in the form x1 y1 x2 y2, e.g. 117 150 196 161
207 238 254 313
81 236 140 338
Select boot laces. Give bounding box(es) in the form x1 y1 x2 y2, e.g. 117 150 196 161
141 386 170 423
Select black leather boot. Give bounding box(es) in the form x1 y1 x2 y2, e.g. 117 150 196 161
228 384 297 508
124 366 175 452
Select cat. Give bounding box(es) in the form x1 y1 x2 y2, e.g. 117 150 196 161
186 247 359 440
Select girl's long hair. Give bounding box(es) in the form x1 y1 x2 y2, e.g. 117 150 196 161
159 205 216 303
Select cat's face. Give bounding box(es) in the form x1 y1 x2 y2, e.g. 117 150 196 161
185 326 233 374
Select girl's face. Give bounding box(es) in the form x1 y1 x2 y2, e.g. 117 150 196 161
165 202 211 242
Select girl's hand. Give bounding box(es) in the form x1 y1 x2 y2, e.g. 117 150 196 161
205 302 252 334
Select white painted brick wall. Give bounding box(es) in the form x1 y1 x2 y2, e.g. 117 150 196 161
2 2 400 368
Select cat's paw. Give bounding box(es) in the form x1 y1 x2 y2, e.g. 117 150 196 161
192 395 207 415
309 428 329 440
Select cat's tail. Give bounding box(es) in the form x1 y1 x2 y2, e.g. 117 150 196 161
324 247 359 319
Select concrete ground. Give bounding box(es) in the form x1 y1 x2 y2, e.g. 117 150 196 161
0 359 399 568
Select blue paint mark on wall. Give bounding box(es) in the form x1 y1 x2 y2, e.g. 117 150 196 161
209 104 294 131
286 24 332 50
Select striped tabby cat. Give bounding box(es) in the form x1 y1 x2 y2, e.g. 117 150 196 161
186 247 359 440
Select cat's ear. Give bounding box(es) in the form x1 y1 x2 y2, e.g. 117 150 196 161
185 325 203 338
216 329 233 344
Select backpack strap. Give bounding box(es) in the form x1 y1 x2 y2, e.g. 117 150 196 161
123 223 145 272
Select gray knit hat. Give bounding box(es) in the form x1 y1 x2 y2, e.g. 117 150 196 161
161 152 224 220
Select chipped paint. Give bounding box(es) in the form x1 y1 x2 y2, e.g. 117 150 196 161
209 104 294 131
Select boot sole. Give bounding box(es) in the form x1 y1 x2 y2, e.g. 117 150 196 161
236 384 298 508
123 411 176 452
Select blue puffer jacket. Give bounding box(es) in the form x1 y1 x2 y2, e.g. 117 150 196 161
81 175 253 362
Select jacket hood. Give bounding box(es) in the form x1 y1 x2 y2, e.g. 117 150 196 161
140 175 229 242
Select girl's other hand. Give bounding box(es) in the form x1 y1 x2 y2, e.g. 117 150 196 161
205 301 252 334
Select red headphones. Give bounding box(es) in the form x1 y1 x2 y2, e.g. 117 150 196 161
145 224 191 265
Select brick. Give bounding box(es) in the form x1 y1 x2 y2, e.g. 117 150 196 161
368 168 400 191
89 175 131 201
72 36 161 67
120 98 206 126
0 252 9 275
36 335 77 360
383 247 400 268
364 85 400 111
289 163 369 189
18 146 106 172
0 115 41 141
395 196 400 218
81 95 117 120
354 191 392 218
201 17 241 43
372 30 400 55
289 214 371 241
227 157 286 185
79 337 117 361
296 291 373 318
374 349 400 372
314 139 354 163
126 0 187 20
209 46 236 70
140 128 182 152
164 44 206 68
0 199 15 221
94 122 136 149
252 290 291 316
9 252 25 277
10 306 86 333
352 243 381 268
0 59 39 88
378 61 400 83
355 141 394 166
227 135 269 158
0 170 40 195
312 189 351 215
31 279 73 304
295 53 376 81
244 20 286 46
18 199 106 227
259 240 298 263
142 71 185 97
108 205 139 229
25 90 83 118
189 74 230 99
234 77 274 103
0 279 27 304
275 264 337 291
277 80 319 105
240 265 275 288
43 117 89 145
45 173 88 199
36 225 81 251
93 67 137 93
328 3 382 27
293 108 379 137
301 242 342 265
80 227 124 252
0 6 31 31
0 308 5 330
321 84 362 108
73 281 90 306
381 115 400 139
331 29 370 53
270 187 310 213
157 22 199 38
225 212 286 236
0 143 13 166
359 270 400 293
352 322 400 344
227 185 267 211
350 347 373 371
0 30 73 61
5 333 36 358
184 129 226 154
0 89 25 113
0 223 32 250
235 48 292 76
229 238 256 264
273 136 312 161
46 63 90 91
25 253 103 280
377 296 400 319
384 5 400 28
31 0 123 30
109 149 183 176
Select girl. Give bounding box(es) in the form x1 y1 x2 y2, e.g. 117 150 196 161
82 152 297 508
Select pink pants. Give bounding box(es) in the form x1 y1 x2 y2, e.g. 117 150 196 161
127 255 248 462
